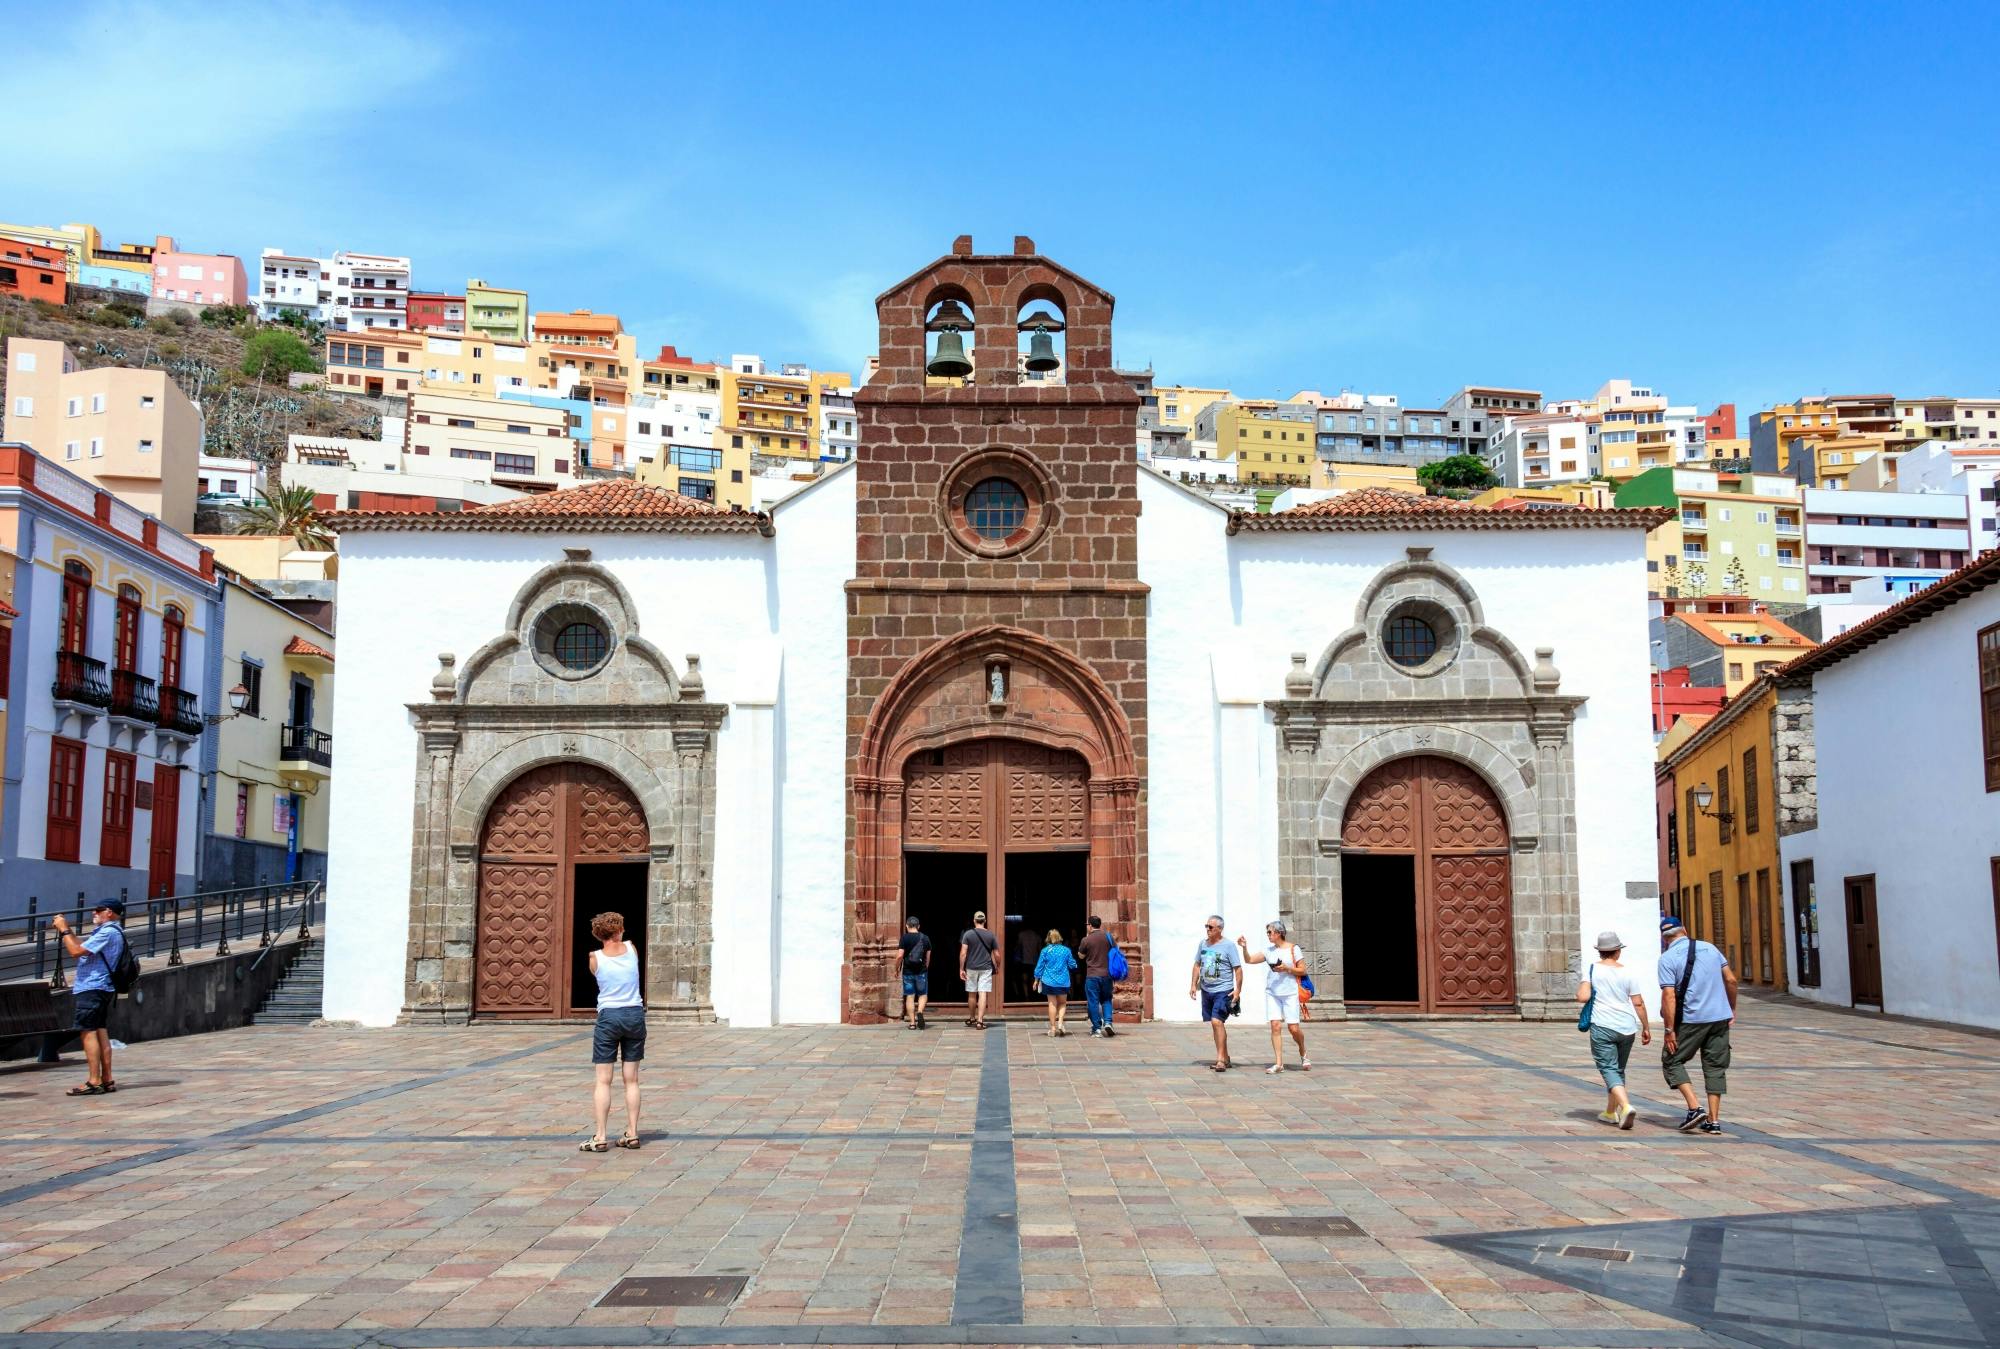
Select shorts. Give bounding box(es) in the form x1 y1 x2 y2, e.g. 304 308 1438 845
1263 990 1301 1025
1662 1019 1731 1095
902 972 929 998
965 969 993 994
1200 989 1233 1022
592 1005 647 1064
1589 1023 1636 1088
72 990 113 1032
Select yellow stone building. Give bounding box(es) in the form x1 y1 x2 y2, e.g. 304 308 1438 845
1312 461 1420 492
631 438 755 510
1657 679 1788 990
1213 404 1313 486
1155 385 1232 427
719 365 852 462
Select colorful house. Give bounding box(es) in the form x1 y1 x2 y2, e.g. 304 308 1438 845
0 240 66 305
148 236 249 309
1654 609 1815 698
466 279 529 343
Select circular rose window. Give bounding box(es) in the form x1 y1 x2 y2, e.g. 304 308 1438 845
530 602 616 680
939 448 1055 558
965 478 1028 541
552 621 608 671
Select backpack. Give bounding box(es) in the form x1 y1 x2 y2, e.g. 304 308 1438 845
1107 943 1129 982
108 927 140 994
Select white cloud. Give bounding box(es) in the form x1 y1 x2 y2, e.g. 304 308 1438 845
5 0 447 193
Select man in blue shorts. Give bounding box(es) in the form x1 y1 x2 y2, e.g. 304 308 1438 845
1190 914 1243 1072
51 900 126 1096
898 915 931 1030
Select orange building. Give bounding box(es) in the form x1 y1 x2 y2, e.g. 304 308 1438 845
1656 609 1815 698
533 311 638 469
0 240 65 304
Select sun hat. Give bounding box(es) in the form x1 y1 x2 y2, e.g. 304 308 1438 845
1594 930 1624 952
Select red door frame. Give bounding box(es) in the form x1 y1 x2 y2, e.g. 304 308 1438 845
148 766 181 899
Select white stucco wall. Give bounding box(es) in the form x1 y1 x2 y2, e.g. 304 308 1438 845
1779 589 2000 1028
1137 470 1664 1019
322 527 779 1026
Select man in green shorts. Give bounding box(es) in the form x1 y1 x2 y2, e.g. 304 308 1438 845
1657 914 1738 1135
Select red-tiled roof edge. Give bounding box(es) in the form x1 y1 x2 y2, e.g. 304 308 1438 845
1775 548 2000 681
284 635 334 661
0 597 17 618
1656 676 1776 775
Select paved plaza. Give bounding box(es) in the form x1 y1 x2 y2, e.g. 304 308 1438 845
0 995 1997 1348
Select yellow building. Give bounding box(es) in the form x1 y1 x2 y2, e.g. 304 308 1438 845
1806 433 1885 490
1702 436 1751 465
1468 482 1619 509
1213 404 1313 486
1658 680 1788 990
1662 610 1816 699
0 221 98 278
406 390 575 489
1155 385 1232 427
415 332 537 398
719 365 852 462
1312 461 1421 492
210 572 335 881
191 536 338 583
631 438 755 510
1752 400 1839 474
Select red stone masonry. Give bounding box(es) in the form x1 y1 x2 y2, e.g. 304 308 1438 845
845 236 1150 1023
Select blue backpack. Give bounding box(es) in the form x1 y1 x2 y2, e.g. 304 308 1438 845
1107 942 1130 982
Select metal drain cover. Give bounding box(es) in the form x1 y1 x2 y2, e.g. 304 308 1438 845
1248 1215 1364 1237
597 1275 747 1307
1559 1245 1633 1262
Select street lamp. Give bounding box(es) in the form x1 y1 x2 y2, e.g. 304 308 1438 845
203 684 251 726
1692 782 1733 825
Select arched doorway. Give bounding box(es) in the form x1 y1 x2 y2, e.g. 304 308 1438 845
903 739 1091 1005
474 762 650 1018
1339 755 1515 1012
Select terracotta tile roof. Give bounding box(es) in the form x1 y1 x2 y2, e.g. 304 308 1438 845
1777 548 2000 680
1672 611 1816 650
284 635 334 662
326 478 772 535
1228 488 1668 533
1657 679 1777 773
0 597 16 618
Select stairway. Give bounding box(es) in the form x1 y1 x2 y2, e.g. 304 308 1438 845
254 942 324 1025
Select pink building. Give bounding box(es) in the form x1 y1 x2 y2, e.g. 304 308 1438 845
149 235 249 308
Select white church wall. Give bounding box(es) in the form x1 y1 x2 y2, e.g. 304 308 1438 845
323 528 777 1026
771 467 857 1024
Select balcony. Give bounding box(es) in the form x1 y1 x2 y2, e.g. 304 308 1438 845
1776 520 1802 536
280 723 333 775
156 686 202 740
109 669 159 722
1681 512 1707 530
52 651 111 709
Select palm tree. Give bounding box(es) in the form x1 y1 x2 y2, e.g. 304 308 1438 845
238 483 333 550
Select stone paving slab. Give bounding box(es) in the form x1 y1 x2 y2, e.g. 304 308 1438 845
0 994 1995 1346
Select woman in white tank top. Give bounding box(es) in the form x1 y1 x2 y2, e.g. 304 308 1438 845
582 911 645 1152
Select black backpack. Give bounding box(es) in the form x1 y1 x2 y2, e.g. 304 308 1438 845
109 928 140 994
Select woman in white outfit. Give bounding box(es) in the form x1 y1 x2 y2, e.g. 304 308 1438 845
1578 929 1650 1130
582 911 645 1152
1238 920 1311 1074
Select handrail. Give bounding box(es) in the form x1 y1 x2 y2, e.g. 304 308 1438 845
0 881 321 989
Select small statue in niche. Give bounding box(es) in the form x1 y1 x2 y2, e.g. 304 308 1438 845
988 664 1007 705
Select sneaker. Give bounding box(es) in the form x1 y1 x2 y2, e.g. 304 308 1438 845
1090 1027 1102 1037
1617 1105 1636 1131
1597 1109 1620 1125
1677 1108 1708 1133
915 1013 926 1030
1102 1027 1116 1038
1698 1118 1724 1136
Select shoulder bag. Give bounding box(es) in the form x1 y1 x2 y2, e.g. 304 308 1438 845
1576 966 1595 1032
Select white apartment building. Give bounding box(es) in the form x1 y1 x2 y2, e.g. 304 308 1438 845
256 248 413 330
819 385 857 462
404 391 575 490
1899 442 2000 556
1488 409 1593 487
1802 486 1971 597
196 452 265 503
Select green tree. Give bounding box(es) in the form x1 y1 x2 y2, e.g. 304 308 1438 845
240 328 319 381
237 484 333 550
1415 453 1499 493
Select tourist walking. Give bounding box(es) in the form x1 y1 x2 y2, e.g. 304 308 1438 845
1014 924 1040 1001
1191 914 1243 1072
1238 921 1311 1074
581 911 644 1151
959 910 999 1029
1578 930 1650 1129
899 915 932 1030
1032 928 1078 1036
51 900 127 1096
1658 914 1738 1134
1077 915 1117 1037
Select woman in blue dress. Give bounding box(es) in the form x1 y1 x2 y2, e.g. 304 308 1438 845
1032 928 1079 1037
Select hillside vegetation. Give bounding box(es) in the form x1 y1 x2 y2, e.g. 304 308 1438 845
0 293 383 467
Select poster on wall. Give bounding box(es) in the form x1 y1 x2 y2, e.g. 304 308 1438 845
272 795 293 834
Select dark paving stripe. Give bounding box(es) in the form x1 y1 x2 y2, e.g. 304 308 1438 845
0 1326 1723 1347
949 1022 1022 1326
1919 1207 2000 1344
0 1033 587 1211
1382 1023 1990 1204
1672 1221 1724 1318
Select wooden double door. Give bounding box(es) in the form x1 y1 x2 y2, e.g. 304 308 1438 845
474 763 650 1018
902 739 1090 1005
1340 755 1516 1012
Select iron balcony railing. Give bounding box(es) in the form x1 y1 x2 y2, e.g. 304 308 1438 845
52 651 111 707
0 881 321 989
280 723 332 768
157 685 202 737
109 668 159 721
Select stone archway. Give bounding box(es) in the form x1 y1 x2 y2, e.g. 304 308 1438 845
474 762 649 1018
848 625 1142 1022
1338 755 1516 1012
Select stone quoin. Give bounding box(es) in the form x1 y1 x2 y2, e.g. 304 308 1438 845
319 237 1668 1029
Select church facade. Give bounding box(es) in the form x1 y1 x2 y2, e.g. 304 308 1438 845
322 239 1666 1028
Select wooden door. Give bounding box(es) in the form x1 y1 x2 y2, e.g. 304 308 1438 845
1845 874 1883 1007
148 766 181 899
1343 755 1515 1011
474 763 649 1018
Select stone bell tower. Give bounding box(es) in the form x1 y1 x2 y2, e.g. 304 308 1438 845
842 235 1150 1024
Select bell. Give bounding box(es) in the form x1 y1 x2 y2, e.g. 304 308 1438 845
927 327 972 378
1022 326 1060 373
926 298 974 333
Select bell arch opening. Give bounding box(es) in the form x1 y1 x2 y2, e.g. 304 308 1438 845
473 761 650 1019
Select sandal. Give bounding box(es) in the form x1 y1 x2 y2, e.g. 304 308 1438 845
1265 1064 1283 1075
578 1138 608 1153
66 1083 105 1096
616 1135 642 1150
1298 1060 1311 1072
100 1080 117 1093
1210 1062 1228 1072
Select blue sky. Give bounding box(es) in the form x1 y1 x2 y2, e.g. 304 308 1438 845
8 0 1998 415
